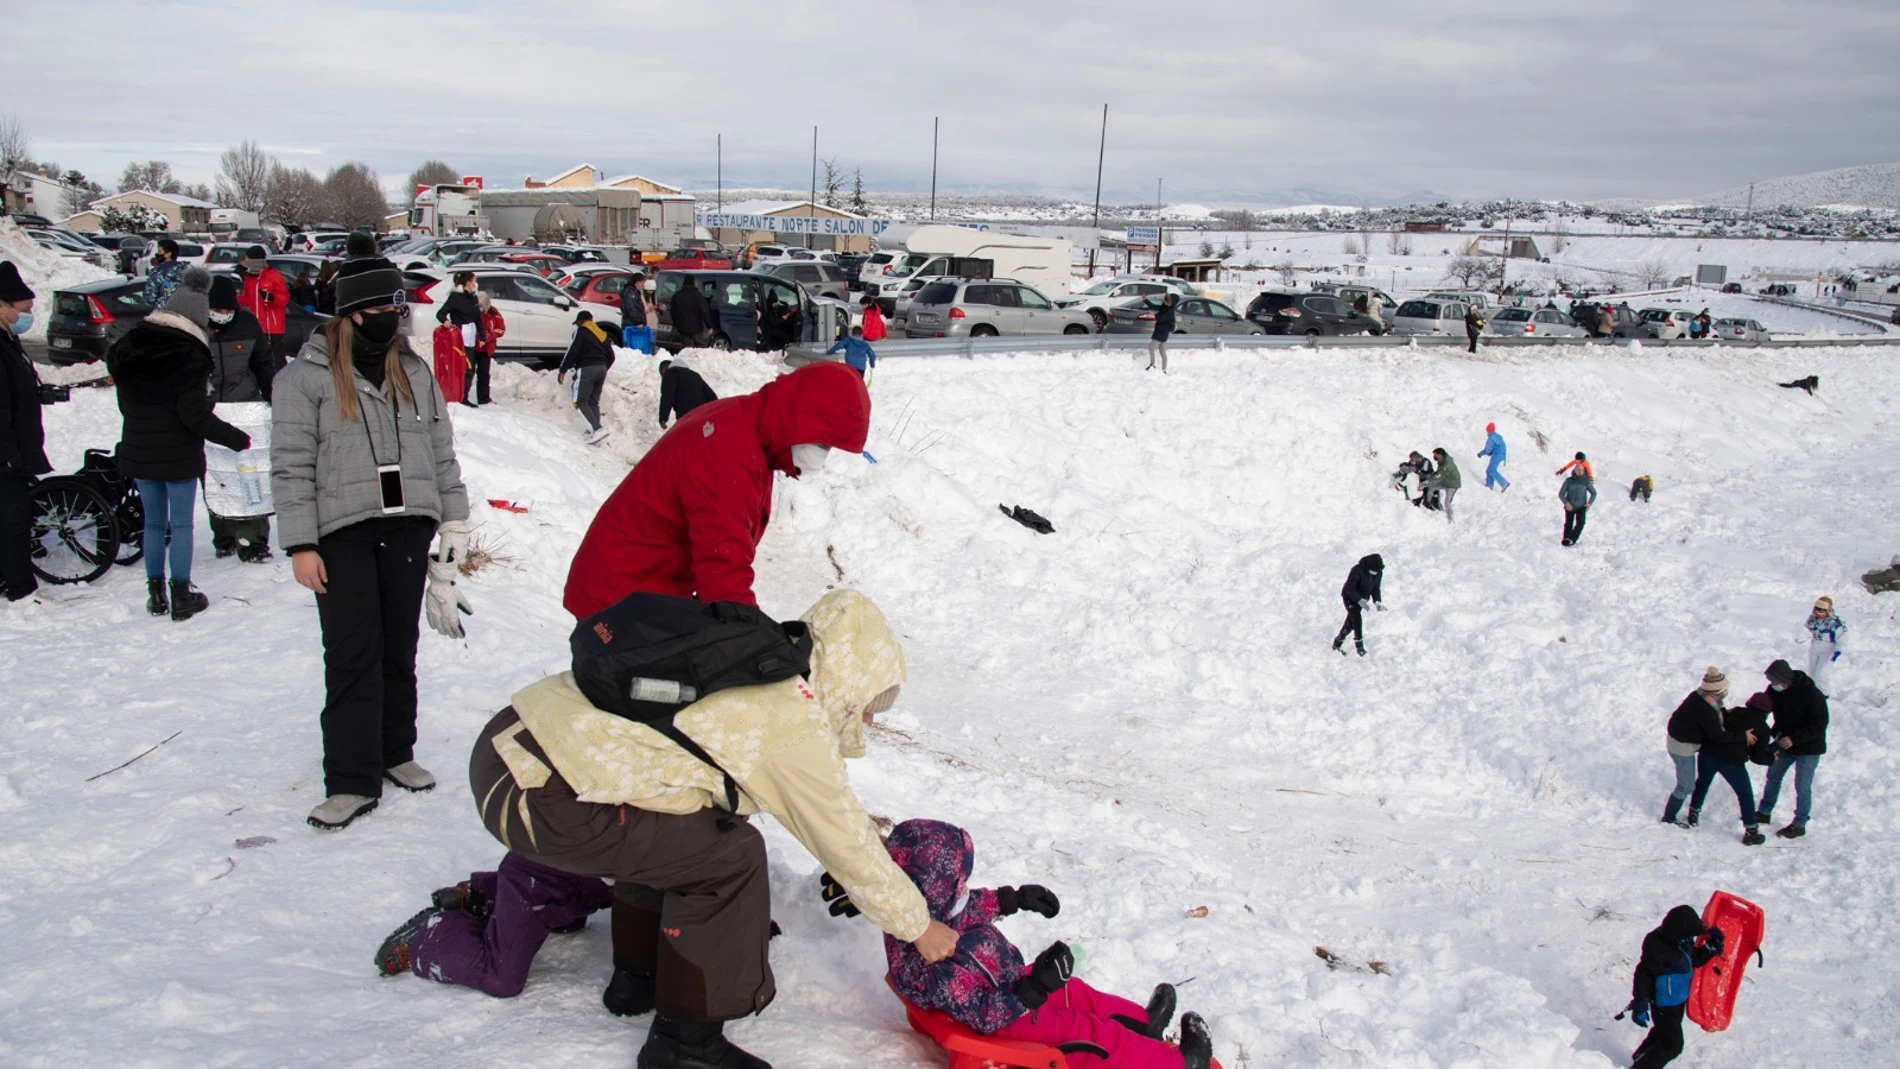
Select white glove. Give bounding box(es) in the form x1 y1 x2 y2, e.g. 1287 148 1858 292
435 519 470 565
425 557 473 639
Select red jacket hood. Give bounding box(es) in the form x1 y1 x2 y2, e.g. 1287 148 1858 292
756 362 871 470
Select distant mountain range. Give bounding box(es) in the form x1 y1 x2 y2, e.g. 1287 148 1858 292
1697 163 1900 210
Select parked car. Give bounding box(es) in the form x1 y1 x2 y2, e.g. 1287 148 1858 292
1638 308 1692 340
1326 284 1401 328
1761 283 1796 297
541 245 612 264
750 246 835 270
1713 317 1770 342
450 248 570 276
391 239 490 271
44 276 326 366
1567 301 1644 338
1106 296 1258 336
29 230 109 268
891 276 948 322
1485 306 1588 338
904 279 1093 339
203 242 257 266
754 260 854 302
856 251 900 286
1720 282 1744 294
1251 291 1386 336
287 231 349 252
1056 276 1200 329
549 262 628 289
655 247 734 272
403 266 618 367
1424 290 1491 310
564 269 637 309
651 269 836 352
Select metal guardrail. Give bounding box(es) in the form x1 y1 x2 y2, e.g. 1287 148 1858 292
790 331 1900 361
1754 295 1893 333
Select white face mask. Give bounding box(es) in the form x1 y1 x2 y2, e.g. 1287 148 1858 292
209 311 235 326
790 443 831 477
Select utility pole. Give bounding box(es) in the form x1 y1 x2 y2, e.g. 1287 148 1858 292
716 134 722 211
1156 177 1163 271
1090 104 1107 275
1498 219 1511 296
930 117 939 221
1743 182 1755 233
808 126 818 250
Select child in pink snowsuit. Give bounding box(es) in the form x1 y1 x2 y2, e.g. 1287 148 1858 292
883 819 1212 1069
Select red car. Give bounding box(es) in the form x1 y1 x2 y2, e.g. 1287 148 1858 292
654 248 732 272
495 252 570 277
564 270 637 308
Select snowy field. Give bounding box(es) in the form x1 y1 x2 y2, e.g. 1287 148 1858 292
2 341 1898 1069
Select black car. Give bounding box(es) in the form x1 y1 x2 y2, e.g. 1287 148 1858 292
652 270 835 353
1245 291 1383 336
1567 301 1643 339
1720 282 1743 294
44 276 328 366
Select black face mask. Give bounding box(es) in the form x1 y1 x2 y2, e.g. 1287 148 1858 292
355 310 401 349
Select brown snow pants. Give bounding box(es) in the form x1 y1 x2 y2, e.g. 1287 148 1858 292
470 708 775 1021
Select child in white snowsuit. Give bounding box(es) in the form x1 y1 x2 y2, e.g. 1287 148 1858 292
1804 595 1845 694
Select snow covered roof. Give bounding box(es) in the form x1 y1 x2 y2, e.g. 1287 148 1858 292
92 189 219 209
602 174 683 194
715 199 865 219
537 162 597 186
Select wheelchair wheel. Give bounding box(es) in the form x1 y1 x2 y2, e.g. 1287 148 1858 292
29 479 121 585
112 487 144 566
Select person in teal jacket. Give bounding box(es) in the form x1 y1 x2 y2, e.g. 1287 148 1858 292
1477 422 1509 490
827 325 877 380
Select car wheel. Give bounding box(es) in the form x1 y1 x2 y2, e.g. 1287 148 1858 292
1089 309 1108 332
970 325 999 338
711 334 734 351
1063 324 1089 336
1304 328 1321 337
1248 330 1264 336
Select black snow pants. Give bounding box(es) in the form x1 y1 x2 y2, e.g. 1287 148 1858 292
470 708 776 1024
1630 1003 1686 1068
1333 597 1365 652
1562 506 1588 545
1466 328 1480 354
0 475 36 601
313 516 434 797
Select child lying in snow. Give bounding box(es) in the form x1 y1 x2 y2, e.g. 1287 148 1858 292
879 819 1212 1069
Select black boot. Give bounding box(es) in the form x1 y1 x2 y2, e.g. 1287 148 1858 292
1111 982 1176 1040
1741 826 1765 846
145 577 169 616
169 581 209 621
1661 795 1684 825
430 881 491 920
603 965 657 1017
1178 1012 1212 1069
1683 807 1699 828
637 1017 771 1069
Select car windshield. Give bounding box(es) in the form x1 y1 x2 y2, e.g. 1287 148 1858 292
1715 318 1745 326
891 253 932 278
1078 279 1123 296
915 282 959 305
1496 309 1532 321
1249 293 1299 313
1397 301 1442 318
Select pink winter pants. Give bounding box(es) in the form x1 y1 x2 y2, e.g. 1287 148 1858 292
995 978 1184 1069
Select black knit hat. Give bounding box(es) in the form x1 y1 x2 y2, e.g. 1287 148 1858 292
1765 659 1796 686
344 232 378 259
332 256 407 318
0 261 34 303
208 274 241 312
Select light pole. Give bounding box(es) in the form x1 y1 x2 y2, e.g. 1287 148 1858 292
930 117 939 222
808 126 818 250
1090 104 1107 275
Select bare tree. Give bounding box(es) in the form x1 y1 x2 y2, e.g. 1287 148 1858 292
322 162 388 229
1635 259 1671 290
0 113 28 176
60 170 102 218
1548 233 1569 254
120 160 181 194
1341 235 1361 255
819 158 844 209
1218 242 1235 259
1386 231 1404 255
181 182 214 203
264 161 325 226
1399 236 1413 256
405 160 460 206
217 140 273 214
1444 256 1487 287
1275 259 1297 287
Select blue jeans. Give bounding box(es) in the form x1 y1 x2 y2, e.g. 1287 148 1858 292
1689 754 1757 826
1484 457 1509 490
1668 752 1697 801
134 478 198 583
1758 753 1820 826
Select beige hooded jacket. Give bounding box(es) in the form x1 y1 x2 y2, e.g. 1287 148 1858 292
492 589 929 941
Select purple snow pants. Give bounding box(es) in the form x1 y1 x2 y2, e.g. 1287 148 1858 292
409 851 613 996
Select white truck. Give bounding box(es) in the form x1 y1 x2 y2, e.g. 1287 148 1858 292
409 183 488 237
866 225 1072 309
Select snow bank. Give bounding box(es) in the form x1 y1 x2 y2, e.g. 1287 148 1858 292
4 342 1897 1067
0 217 114 340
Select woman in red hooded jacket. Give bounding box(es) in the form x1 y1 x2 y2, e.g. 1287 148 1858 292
563 361 870 617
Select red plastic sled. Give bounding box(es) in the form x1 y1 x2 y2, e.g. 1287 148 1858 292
1688 890 1766 1033
433 325 468 404
888 976 1221 1069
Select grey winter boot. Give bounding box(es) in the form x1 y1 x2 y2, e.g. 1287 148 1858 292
145 578 168 616
308 794 378 830
383 761 436 792
169 581 208 621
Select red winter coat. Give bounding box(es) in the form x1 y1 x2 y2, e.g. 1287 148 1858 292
479 307 506 356
861 303 888 342
563 362 871 617
240 267 290 335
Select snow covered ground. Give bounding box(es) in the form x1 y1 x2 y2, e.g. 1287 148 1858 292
0 217 114 341
3 342 1897 1068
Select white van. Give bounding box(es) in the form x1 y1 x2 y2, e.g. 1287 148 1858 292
1390 298 1471 336
868 225 1071 307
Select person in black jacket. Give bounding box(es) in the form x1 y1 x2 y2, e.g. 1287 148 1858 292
106 268 251 620
204 275 277 562
657 359 716 429
557 311 616 445
0 261 52 603
1145 293 1176 373
437 271 487 406
1755 659 1829 838
1685 685 1766 845
1624 904 1722 1069
669 279 712 347
1332 553 1384 656
1660 667 1732 826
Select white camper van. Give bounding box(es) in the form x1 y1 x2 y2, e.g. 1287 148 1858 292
868 225 1072 311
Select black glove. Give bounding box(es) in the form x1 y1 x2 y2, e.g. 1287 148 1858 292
1703 926 1725 954
997 885 1061 919
819 872 858 918
1010 941 1074 1009
1623 998 1650 1027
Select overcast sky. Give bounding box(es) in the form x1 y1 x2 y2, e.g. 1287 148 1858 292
11 0 1899 206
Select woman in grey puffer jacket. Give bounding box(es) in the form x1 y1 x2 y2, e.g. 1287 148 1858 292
271 256 472 831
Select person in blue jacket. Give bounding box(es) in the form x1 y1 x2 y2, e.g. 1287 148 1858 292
827 324 877 380
1624 905 1723 1069
1477 421 1509 491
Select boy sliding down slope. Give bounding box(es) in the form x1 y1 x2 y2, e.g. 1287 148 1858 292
862 819 1213 1069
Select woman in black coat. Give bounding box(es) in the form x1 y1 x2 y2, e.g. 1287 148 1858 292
1146 293 1177 372
106 268 251 620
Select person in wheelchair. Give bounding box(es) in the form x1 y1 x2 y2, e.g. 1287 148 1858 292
0 261 53 603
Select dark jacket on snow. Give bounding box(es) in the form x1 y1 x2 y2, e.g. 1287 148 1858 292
106 314 251 481
658 364 717 427
437 288 481 329
558 321 617 372
1342 554 1384 605
1665 692 1732 750
1632 905 1718 1005
1704 700 1773 767
1768 672 1829 755
1151 298 1177 341
882 819 1030 1035
1559 473 1597 509
670 283 711 337
0 327 51 477
208 308 275 404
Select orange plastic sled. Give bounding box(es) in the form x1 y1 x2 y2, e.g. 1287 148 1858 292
1687 890 1766 1033
889 976 1222 1069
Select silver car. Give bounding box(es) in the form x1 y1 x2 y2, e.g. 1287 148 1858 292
754 261 852 302
1105 295 1260 336
1713 317 1770 342
1486 307 1587 339
904 279 1095 338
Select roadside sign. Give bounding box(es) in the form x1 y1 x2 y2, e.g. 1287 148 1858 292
1126 226 1160 245
461 176 485 189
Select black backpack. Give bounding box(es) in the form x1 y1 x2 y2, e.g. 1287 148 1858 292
571 592 812 823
